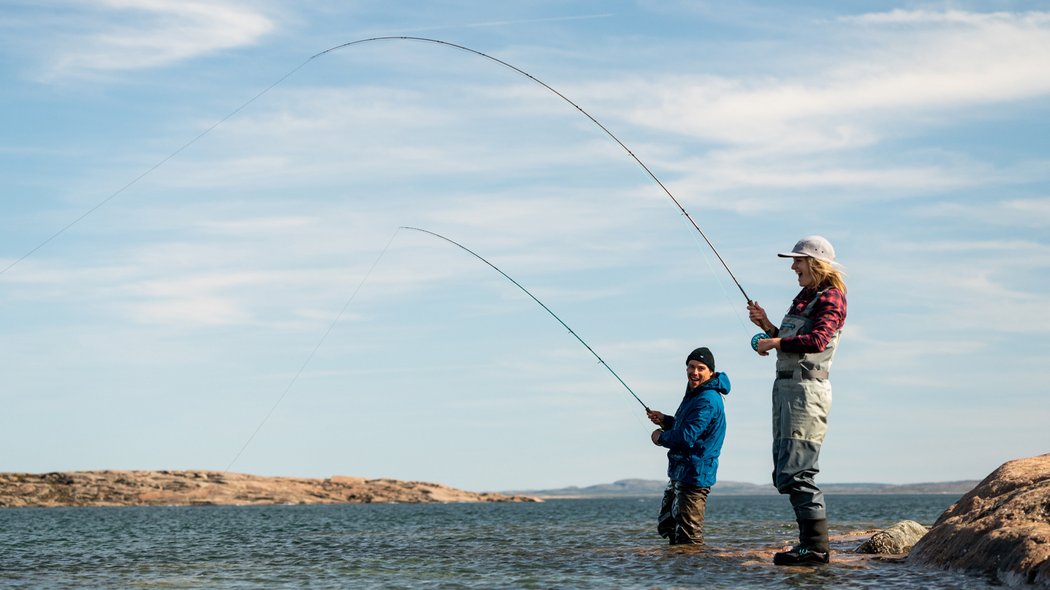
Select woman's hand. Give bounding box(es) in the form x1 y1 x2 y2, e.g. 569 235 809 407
646 409 666 426
755 337 781 356
748 301 770 329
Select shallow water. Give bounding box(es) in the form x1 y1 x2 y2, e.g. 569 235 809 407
0 494 997 589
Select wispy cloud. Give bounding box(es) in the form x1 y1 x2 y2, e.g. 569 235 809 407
391 13 614 34
622 10 1050 152
35 0 274 79
853 236 1050 334
916 197 1050 230
845 8 1050 26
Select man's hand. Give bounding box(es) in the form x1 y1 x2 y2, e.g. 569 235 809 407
646 409 666 426
650 429 663 446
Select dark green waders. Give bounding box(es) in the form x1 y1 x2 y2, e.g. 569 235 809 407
657 481 711 545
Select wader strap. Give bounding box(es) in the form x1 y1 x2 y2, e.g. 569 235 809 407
777 369 830 381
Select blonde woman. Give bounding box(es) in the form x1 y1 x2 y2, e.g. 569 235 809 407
747 236 847 566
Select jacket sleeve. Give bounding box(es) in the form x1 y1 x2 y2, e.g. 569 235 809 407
657 394 716 451
780 289 847 353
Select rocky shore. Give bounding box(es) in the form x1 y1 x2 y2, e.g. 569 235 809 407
0 470 540 508
909 453 1050 587
758 452 1048 589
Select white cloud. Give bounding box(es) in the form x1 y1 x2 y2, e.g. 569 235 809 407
391 13 615 34
846 8 1050 27
622 10 1050 152
841 323 986 369
916 197 1050 230
853 238 1050 335
110 81 633 205
128 294 251 326
197 216 317 235
41 0 274 78
671 157 979 201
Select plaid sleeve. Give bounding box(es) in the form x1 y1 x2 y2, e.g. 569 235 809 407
779 288 847 354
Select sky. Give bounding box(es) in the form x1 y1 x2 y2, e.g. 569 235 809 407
1 0 1048 493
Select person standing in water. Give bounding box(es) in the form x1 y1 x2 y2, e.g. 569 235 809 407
646 346 730 546
748 236 847 565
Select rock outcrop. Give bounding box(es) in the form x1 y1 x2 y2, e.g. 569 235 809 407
909 453 1050 588
855 520 929 554
0 471 540 508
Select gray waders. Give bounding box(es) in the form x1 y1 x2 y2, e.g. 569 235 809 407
772 291 840 560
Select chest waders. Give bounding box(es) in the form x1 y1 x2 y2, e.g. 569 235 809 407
772 291 840 523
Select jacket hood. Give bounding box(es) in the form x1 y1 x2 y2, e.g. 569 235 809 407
692 371 731 397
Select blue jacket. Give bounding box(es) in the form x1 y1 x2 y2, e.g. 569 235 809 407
656 372 730 488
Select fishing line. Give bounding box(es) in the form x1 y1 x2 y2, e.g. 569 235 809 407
4 36 752 309
0 59 316 277
679 216 754 336
402 226 649 411
223 227 401 473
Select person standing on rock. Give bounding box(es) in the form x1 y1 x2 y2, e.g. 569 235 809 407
747 235 847 566
646 346 730 546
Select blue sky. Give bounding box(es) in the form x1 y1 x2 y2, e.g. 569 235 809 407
1 1 1048 492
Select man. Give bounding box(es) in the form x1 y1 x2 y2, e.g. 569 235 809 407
647 346 730 545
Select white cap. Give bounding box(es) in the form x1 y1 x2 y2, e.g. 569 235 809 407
777 235 836 263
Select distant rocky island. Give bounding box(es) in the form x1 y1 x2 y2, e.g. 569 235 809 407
0 470 983 508
516 478 981 498
0 471 540 508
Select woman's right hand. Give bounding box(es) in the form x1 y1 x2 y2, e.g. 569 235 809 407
747 301 769 329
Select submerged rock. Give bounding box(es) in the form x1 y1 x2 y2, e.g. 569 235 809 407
0 470 541 507
855 520 929 554
908 453 1050 588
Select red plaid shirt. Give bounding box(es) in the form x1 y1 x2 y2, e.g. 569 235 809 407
779 286 847 354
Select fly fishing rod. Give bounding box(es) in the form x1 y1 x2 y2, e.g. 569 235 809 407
321 37 753 304
402 226 649 411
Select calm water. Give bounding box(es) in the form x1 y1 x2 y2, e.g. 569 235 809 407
0 494 998 589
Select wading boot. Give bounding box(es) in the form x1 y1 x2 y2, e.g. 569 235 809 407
773 518 830 566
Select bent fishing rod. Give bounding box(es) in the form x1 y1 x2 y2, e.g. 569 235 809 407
403 226 649 411
3 36 751 306
324 37 752 303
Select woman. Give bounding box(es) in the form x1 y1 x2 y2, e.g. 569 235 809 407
747 235 846 566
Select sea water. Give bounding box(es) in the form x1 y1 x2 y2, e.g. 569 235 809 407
1 494 998 589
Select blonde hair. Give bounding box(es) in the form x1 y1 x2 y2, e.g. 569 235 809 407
808 257 847 294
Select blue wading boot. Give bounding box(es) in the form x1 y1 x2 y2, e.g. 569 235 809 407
773 518 830 566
